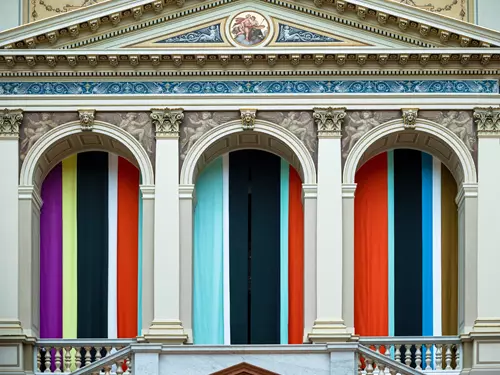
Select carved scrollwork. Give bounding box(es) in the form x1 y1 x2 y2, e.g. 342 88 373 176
313 107 346 138
151 108 184 138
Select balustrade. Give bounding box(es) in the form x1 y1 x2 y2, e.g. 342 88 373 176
358 337 462 374
35 339 133 374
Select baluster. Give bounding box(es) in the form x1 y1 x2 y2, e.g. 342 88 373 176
436 344 443 371
76 348 82 369
95 347 102 361
54 348 62 373
64 347 72 373
116 359 125 375
445 344 452 370
404 345 412 368
84 347 92 366
456 344 461 370
37 349 42 372
384 347 391 374
415 344 422 370
125 357 132 375
425 344 432 370
103 365 112 375
44 347 52 373
104 346 112 357
357 354 363 375
375 345 381 355
378 363 385 375
395 345 401 363
365 359 374 375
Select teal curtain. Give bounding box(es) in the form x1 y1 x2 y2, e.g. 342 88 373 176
193 157 224 344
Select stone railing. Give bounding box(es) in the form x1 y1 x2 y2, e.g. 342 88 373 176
359 337 462 374
35 339 134 374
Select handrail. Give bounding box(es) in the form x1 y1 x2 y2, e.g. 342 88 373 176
69 346 132 375
357 345 424 375
36 339 134 346
359 336 461 345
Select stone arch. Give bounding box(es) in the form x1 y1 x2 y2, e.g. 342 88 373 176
20 120 154 190
180 119 317 186
343 118 477 186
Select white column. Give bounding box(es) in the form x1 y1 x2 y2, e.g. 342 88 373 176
342 183 357 335
0 110 23 337
302 184 317 342
179 184 195 343
139 185 155 338
309 107 350 343
145 108 187 343
474 107 500 334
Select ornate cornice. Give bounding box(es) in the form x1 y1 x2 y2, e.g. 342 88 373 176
0 109 22 138
240 109 257 130
151 108 184 138
474 107 500 136
0 49 499 75
78 109 95 131
313 107 346 138
402 108 419 129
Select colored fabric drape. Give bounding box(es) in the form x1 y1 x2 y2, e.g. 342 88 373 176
40 152 141 340
117 157 140 338
394 149 423 337
40 164 63 339
441 166 458 336
222 154 231 345
354 153 389 336
137 176 143 336
77 152 109 338
288 166 304 344
193 157 224 344
280 160 289 345
62 155 78 339
354 151 458 338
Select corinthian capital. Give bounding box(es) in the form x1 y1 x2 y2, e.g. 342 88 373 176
0 109 23 138
474 107 500 136
150 108 184 138
313 107 346 138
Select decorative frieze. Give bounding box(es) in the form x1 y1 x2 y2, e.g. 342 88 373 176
151 108 184 138
402 108 419 129
78 109 95 131
314 107 346 138
474 107 500 136
240 109 257 131
0 109 22 138
420 111 475 152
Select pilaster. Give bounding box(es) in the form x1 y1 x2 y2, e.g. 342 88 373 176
145 108 187 344
308 107 350 343
342 183 357 336
0 109 23 338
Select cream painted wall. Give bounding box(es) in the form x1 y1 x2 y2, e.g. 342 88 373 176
0 0 22 32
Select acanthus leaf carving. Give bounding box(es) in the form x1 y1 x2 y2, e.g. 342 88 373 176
0 109 23 138
151 108 184 138
314 107 346 138
474 107 500 136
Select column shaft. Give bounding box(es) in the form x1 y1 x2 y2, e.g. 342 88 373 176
342 184 356 335
140 185 155 338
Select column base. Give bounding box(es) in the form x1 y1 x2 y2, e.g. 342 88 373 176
307 320 352 343
142 320 188 344
473 319 500 333
0 320 24 337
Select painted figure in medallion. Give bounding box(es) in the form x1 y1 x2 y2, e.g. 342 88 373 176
230 12 269 46
342 111 382 158
435 111 475 152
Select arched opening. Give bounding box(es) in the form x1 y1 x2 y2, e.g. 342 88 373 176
181 121 316 345
19 121 154 348
354 149 458 338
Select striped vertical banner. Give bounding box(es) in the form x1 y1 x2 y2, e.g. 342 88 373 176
354 151 458 337
39 152 141 339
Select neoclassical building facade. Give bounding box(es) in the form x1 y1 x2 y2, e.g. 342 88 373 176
1 0 500 374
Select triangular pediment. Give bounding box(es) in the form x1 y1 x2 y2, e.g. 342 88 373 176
210 362 279 375
2 0 500 51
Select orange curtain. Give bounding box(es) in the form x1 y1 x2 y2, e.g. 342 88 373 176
354 153 389 336
288 166 304 343
117 157 140 338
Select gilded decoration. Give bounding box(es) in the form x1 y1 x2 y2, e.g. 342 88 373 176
388 0 472 22
180 112 239 162
20 112 78 160
95 112 154 159
342 111 399 158
229 11 270 47
27 0 109 23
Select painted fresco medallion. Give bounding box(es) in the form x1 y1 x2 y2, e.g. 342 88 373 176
229 11 270 47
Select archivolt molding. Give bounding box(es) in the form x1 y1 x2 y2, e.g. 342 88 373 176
343 118 477 185
180 119 317 185
20 120 155 189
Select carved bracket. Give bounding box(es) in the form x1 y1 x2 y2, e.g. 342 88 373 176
402 108 419 129
78 109 95 131
313 107 346 138
151 108 184 138
240 109 257 131
474 107 500 136
0 109 23 138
